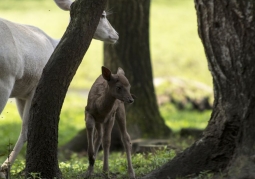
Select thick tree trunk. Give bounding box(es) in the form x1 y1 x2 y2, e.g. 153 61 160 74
142 0 255 178
25 0 106 178
104 0 171 139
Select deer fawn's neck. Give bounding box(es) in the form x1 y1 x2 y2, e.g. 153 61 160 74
96 84 117 117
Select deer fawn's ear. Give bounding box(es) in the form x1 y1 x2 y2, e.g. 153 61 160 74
102 66 112 81
117 67 125 76
131 94 137 99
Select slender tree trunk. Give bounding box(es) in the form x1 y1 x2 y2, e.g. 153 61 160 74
104 0 171 139
142 0 255 178
25 0 107 178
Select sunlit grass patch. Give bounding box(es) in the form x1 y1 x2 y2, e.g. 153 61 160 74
160 103 211 132
150 0 210 85
59 92 88 146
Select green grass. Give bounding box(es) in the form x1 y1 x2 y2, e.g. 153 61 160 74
0 94 210 178
0 0 213 178
10 148 176 179
160 104 211 132
150 0 211 85
0 97 210 178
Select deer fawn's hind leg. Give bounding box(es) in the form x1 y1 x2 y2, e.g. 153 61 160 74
116 107 135 179
85 112 96 178
93 123 103 158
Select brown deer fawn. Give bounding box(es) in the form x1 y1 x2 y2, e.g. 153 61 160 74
85 66 135 179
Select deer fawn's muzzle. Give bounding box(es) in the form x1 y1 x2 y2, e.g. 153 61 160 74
128 98 134 104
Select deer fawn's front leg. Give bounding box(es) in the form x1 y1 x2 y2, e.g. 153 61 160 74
85 112 95 178
102 115 115 174
116 107 136 179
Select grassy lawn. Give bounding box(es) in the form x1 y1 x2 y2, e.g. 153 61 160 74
0 0 213 178
150 0 211 85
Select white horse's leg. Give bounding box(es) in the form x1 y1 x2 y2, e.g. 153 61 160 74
0 78 15 178
1 93 33 177
15 99 26 118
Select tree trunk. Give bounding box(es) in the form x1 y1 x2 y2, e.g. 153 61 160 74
104 0 171 139
142 0 255 178
25 0 106 178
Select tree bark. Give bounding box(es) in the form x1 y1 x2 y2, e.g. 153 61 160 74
142 0 255 178
25 0 106 178
104 0 171 139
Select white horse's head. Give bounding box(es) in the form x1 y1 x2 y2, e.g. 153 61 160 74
54 0 119 44
93 11 118 44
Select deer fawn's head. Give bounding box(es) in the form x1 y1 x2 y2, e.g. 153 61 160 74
102 66 134 104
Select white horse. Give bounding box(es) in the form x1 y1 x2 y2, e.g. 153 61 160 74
0 0 118 178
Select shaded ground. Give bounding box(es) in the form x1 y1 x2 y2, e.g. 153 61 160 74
11 131 201 179
60 129 200 160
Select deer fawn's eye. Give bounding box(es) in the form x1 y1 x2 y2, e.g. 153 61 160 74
116 86 121 91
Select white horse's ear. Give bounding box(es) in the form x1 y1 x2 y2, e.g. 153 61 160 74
54 0 72 11
117 67 125 76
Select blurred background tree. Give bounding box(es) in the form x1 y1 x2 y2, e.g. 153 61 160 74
104 0 171 138
61 0 171 153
